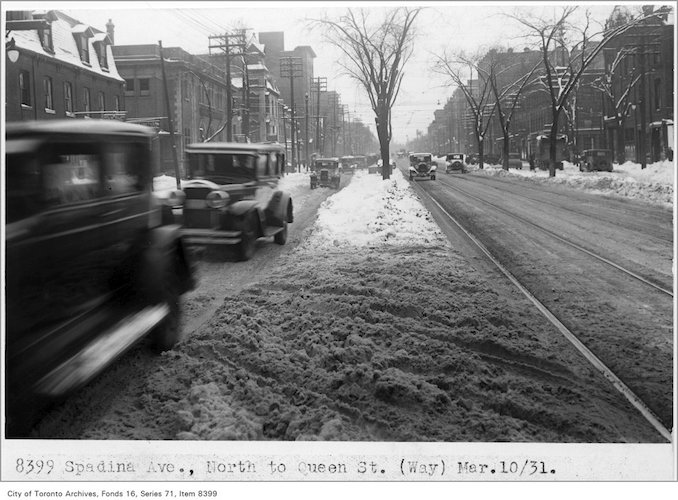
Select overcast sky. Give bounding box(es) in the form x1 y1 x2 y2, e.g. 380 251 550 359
6 1 626 143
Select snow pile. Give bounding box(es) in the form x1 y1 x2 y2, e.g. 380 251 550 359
300 169 448 250
474 160 674 206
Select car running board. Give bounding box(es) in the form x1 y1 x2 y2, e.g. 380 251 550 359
263 226 283 237
34 304 170 397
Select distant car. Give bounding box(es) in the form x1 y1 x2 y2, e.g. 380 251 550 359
368 159 382 174
311 157 341 189
445 153 467 173
408 153 437 181
5 119 196 436
171 142 294 261
506 152 525 169
578 149 613 172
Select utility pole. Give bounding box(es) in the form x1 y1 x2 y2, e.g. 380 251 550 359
280 56 303 171
311 77 327 156
158 41 181 189
209 31 246 142
304 92 310 170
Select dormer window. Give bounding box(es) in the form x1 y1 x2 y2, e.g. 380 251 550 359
71 24 94 66
38 24 53 53
92 32 112 71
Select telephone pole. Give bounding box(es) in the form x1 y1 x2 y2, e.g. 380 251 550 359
280 56 302 171
158 41 181 189
311 77 327 156
209 31 246 142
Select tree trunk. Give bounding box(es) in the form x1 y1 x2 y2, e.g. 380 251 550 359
502 130 510 171
549 115 560 178
616 116 626 164
377 114 391 180
477 136 484 170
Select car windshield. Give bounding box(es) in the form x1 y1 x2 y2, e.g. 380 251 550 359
187 153 255 184
447 154 462 160
316 161 337 169
415 155 431 162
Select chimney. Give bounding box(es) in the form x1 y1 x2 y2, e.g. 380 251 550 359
106 18 115 44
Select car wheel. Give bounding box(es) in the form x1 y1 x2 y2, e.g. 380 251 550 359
274 220 288 245
238 211 257 261
431 175 436 180
409 174 414 181
152 249 182 352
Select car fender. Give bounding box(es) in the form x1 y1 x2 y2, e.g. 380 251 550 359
228 200 264 235
266 190 294 225
142 225 195 295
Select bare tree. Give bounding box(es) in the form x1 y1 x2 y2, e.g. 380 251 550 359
507 5 671 177
310 8 421 179
481 52 541 170
432 51 498 169
590 47 641 163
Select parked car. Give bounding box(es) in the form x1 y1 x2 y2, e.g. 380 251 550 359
408 153 437 181
578 149 613 172
311 157 341 189
505 152 525 169
5 120 196 436
445 153 467 173
170 142 293 261
339 155 356 175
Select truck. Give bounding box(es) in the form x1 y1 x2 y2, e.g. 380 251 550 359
533 134 568 170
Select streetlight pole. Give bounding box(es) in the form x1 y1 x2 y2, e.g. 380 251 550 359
305 92 310 170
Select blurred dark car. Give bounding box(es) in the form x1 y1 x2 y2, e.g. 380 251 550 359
445 153 467 173
5 120 195 437
578 149 613 172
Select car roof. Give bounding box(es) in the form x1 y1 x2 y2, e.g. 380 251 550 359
316 157 339 161
5 119 155 139
413 152 431 156
582 149 611 153
185 142 285 154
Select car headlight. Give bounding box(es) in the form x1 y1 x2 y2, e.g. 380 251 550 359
206 190 230 209
166 190 186 207
430 165 437 171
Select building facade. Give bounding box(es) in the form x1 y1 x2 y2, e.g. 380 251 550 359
5 10 124 123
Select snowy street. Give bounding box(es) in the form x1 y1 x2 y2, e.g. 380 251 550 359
31 160 673 442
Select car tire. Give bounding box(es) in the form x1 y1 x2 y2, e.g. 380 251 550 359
238 211 257 261
409 174 414 181
274 220 288 245
431 175 436 180
152 249 182 352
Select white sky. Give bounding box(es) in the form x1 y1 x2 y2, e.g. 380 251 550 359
4 1 642 143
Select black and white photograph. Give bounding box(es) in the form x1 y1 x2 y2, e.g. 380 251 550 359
1 0 676 490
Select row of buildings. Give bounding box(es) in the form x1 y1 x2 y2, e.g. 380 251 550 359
5 9 374 174
416 9 673 165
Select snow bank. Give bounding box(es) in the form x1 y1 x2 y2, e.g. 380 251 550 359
300 169 448 250
474 159 674 206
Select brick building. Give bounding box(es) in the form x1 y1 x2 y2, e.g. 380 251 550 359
5 10 124 123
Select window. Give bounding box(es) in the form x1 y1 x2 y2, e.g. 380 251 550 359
184 128 191 150
83 87 91 117
94 42 108 70
114 95 120 111
64 82 73 114
39 25 54 53
124 79 135 96
44 150 101 206
139 78 150 96
43 77 54 111
19 70 31 107
98 92 105 112
76 34 90 64
103 142 147 195
654 79 661 111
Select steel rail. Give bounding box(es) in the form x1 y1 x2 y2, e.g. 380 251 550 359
437 175 673 297
454 173 673 245
411 179 672 442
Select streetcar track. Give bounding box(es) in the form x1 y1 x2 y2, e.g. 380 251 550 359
436 174 673 297
451 172 673 244
406 173 672 442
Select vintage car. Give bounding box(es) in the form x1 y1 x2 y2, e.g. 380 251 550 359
445 153 467 173
505 152 525 169
168 142 293 261
339 155 356 175
311 157 341 189
408 153 437 181
5 120 195 436
578 149 613 172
